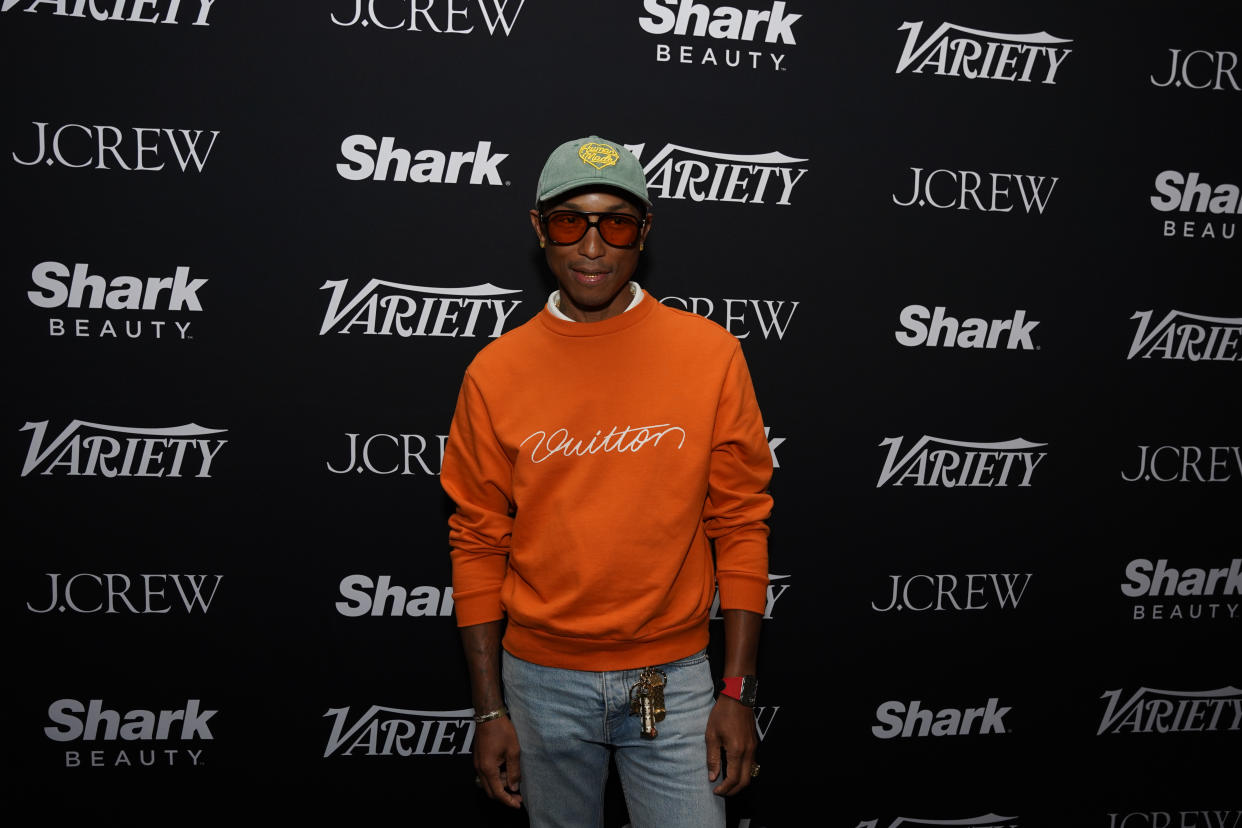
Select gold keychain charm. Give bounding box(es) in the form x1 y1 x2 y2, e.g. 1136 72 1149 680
629 667 667 739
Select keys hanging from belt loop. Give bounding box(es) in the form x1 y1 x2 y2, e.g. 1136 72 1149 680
629 667 667 739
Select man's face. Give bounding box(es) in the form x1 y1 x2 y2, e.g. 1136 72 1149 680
528 190 653 323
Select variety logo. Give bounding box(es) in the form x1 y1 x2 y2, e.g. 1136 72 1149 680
323 705 475 757
873 698 1011 739
1122 558 1240 622
1110 812 1241 828
876 436 1047 488
1098 686 1242 735
27 573 223 615
638 0 801 72
659 296 798 339
893 167 1058 213
336 136 507 184
11 121 219 171
1121 445 1241 484
627 142 808 205
19 420 228 478
895 21 1072 84
329 0 527 35
27 260 205 341
336 575 455 617
871 572 1032 612
710 572 790 620
45 698 215 768
858 816 1020 828
1 0 218 25
327 432 447 476
319 279 521 338
1152 171 1239 240
629 820 770 828
896 305 1039 350
1127 310 1242 361
322 699 780 759
317 695 775 759
1151 49 1240 91
753 705 778 741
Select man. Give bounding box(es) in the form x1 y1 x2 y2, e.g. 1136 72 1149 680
441 135 773 828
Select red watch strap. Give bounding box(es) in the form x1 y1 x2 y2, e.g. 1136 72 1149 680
720 676 745 701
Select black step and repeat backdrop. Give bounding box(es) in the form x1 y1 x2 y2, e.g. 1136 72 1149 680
5 1 1239 825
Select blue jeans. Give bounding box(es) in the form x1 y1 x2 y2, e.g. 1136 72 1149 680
502 649 726 828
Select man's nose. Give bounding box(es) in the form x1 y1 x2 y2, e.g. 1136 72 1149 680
578 221 606 257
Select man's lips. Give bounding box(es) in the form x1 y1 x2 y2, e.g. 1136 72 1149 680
572 267 610 284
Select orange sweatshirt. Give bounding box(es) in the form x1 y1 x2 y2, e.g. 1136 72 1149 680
442 291 773 671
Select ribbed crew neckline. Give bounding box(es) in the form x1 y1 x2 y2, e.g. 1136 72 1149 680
537 288 657 337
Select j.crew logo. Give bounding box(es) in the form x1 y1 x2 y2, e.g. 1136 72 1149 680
659 295 798 340
579 142 618 169
893 167 1058 213
28 573 223 615
11 122 219 172
858 817 1020 828
327 432 447 475
1110 814 1241 828
329 0 527 35
1151 48 1240 91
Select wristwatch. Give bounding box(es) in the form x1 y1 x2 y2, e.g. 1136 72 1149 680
718 675 759 707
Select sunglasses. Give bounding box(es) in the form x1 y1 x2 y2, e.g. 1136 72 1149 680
541 210 645 248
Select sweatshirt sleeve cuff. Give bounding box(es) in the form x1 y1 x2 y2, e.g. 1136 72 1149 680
451 589 506 628
715 530 769 615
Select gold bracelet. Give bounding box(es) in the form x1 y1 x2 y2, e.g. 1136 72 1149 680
473 705 508 724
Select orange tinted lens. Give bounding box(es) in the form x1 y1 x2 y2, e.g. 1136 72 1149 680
546 213 587 243
598 215 640 246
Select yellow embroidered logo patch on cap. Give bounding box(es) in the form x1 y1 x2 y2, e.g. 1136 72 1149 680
578 142 619 170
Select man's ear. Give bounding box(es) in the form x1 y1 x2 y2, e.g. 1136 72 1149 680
529 209 547 246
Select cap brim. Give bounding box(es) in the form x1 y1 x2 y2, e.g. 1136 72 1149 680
539 177 652 207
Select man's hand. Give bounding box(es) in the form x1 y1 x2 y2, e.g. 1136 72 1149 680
460 621 521 808
473 715 523 808
705 694 758 796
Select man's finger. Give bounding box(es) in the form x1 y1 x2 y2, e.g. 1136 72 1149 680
487 766 522 808
505 747 522 794
714 746 743 795
705 733 722 782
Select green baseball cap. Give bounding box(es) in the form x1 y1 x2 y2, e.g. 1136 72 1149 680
535 135 651 209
